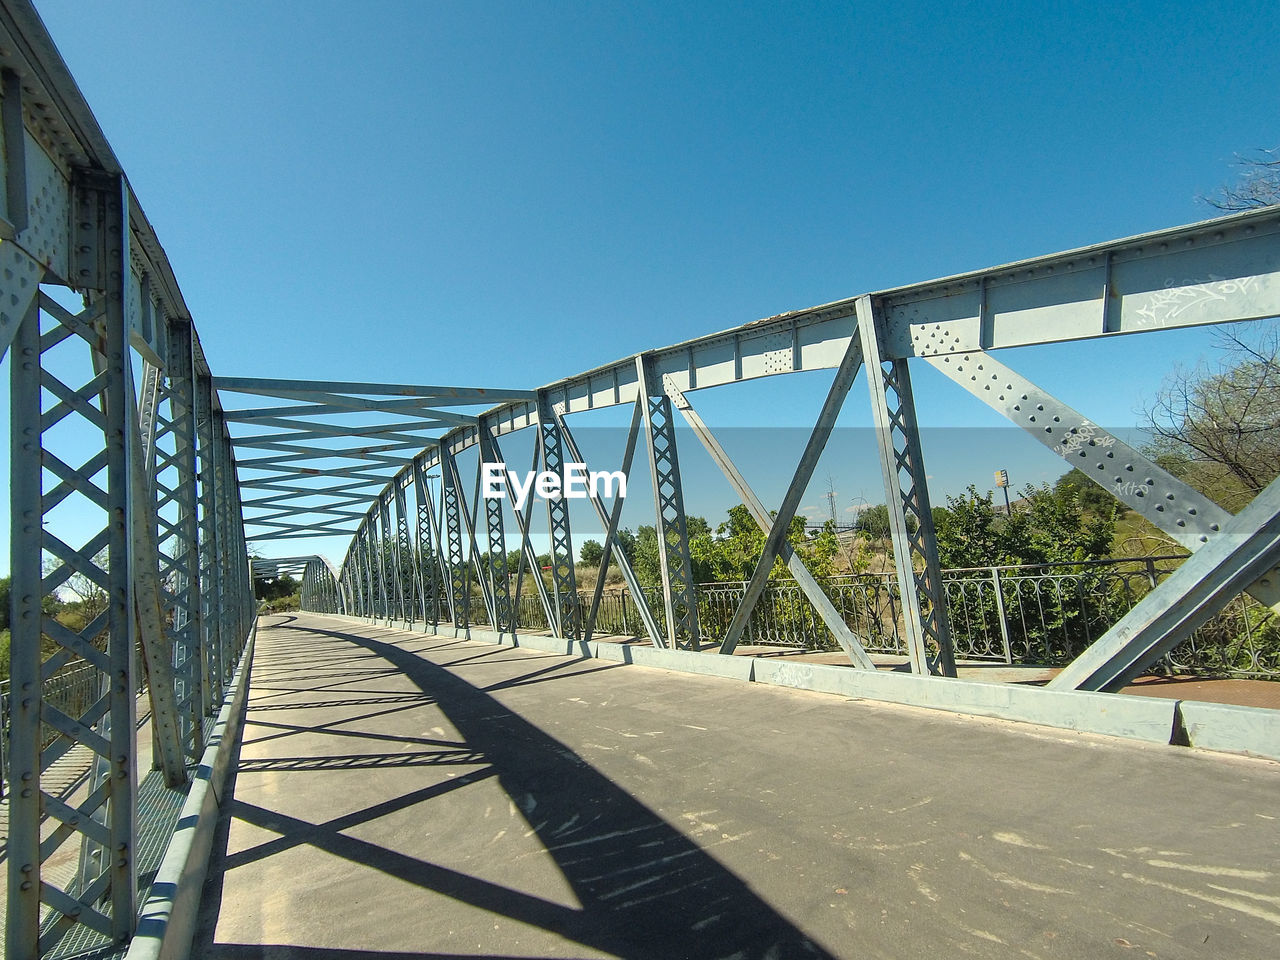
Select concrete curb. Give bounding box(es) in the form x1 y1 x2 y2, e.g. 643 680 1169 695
330 615 1279 761
1175 698 1280 759
125 622 258 960
750 657 1177 744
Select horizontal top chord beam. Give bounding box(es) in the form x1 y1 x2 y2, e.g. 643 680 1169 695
213 377 535 403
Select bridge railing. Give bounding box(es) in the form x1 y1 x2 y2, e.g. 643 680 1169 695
419 554 1277 680
705 555 1277 679
0 3 257 955
4 0 1279 956
324 195 1280 691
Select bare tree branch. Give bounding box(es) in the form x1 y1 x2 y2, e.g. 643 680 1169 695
1144 320 1280 510
1201 147 1280 211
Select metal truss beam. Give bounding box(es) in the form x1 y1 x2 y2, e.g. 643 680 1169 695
7 171 142 956
235 464 404 483
672 389 877 669
224 398 469 422
392 478 413 622
555 402 663 646
243 489 373 509
439 449 470 629
1050 475 1280 691
234 444 421 465
487 434 557 633
538 394 580 639
637 357 698 649
477 423 514 632
856 296 957 677
194 368 225 710
411 457 442 629
419 456 453 626
237 477 389 493
925 348 1280 611
375 492 394 621
670 351 877 668
245 504 367 523
229 417 447 441
225 394 482 426
158 318 206 758
712 335 863 654
213 376 535 402
126 363 187 789
245 525 361 541
231 436 434 456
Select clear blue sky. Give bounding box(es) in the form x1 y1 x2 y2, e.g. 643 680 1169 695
13 0 1280 564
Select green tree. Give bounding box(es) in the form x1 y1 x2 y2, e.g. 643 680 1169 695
798 522 842 579
854 504 891 540
614 528 637 562
578 539 604 567
933 488 1006 569
933 483 1114 569
631 525 661 588
1053 468 1122 517
255 574 299 601
631 517 713 587
933 482 1118 663
853 504 916 540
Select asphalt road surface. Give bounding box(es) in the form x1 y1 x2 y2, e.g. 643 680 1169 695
193 613 1280 959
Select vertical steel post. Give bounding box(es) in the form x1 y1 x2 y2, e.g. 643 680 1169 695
537 394 579 639
213 415 240 679
7 293 44 956
195 371 225 703
990 567 1013 664
163 319 207 751
7 171 145 950
478 424 514 633
379 490 400 622
388 489 404 622
94 173 138 945
439 449 469 628
393 477 414 625
361 515 377 619
376 496 393 622
412 457 443 630
351 535 366 617
855 296 956 676
636 356 699 649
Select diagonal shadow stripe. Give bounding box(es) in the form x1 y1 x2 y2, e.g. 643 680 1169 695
235 749 488 773
244 701 435 716
482 659 624 694
203 947 574 960
264 621 836 960
241 701 448 748
220 769 498 872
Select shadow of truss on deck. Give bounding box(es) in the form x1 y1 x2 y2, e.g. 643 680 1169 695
234 749 488 773
204 948 572 960
195 622 836 960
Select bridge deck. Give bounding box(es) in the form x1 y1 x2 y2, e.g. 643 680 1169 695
193 613 1280 959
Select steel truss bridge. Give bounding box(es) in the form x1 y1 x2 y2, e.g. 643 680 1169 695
1 2 1279 958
